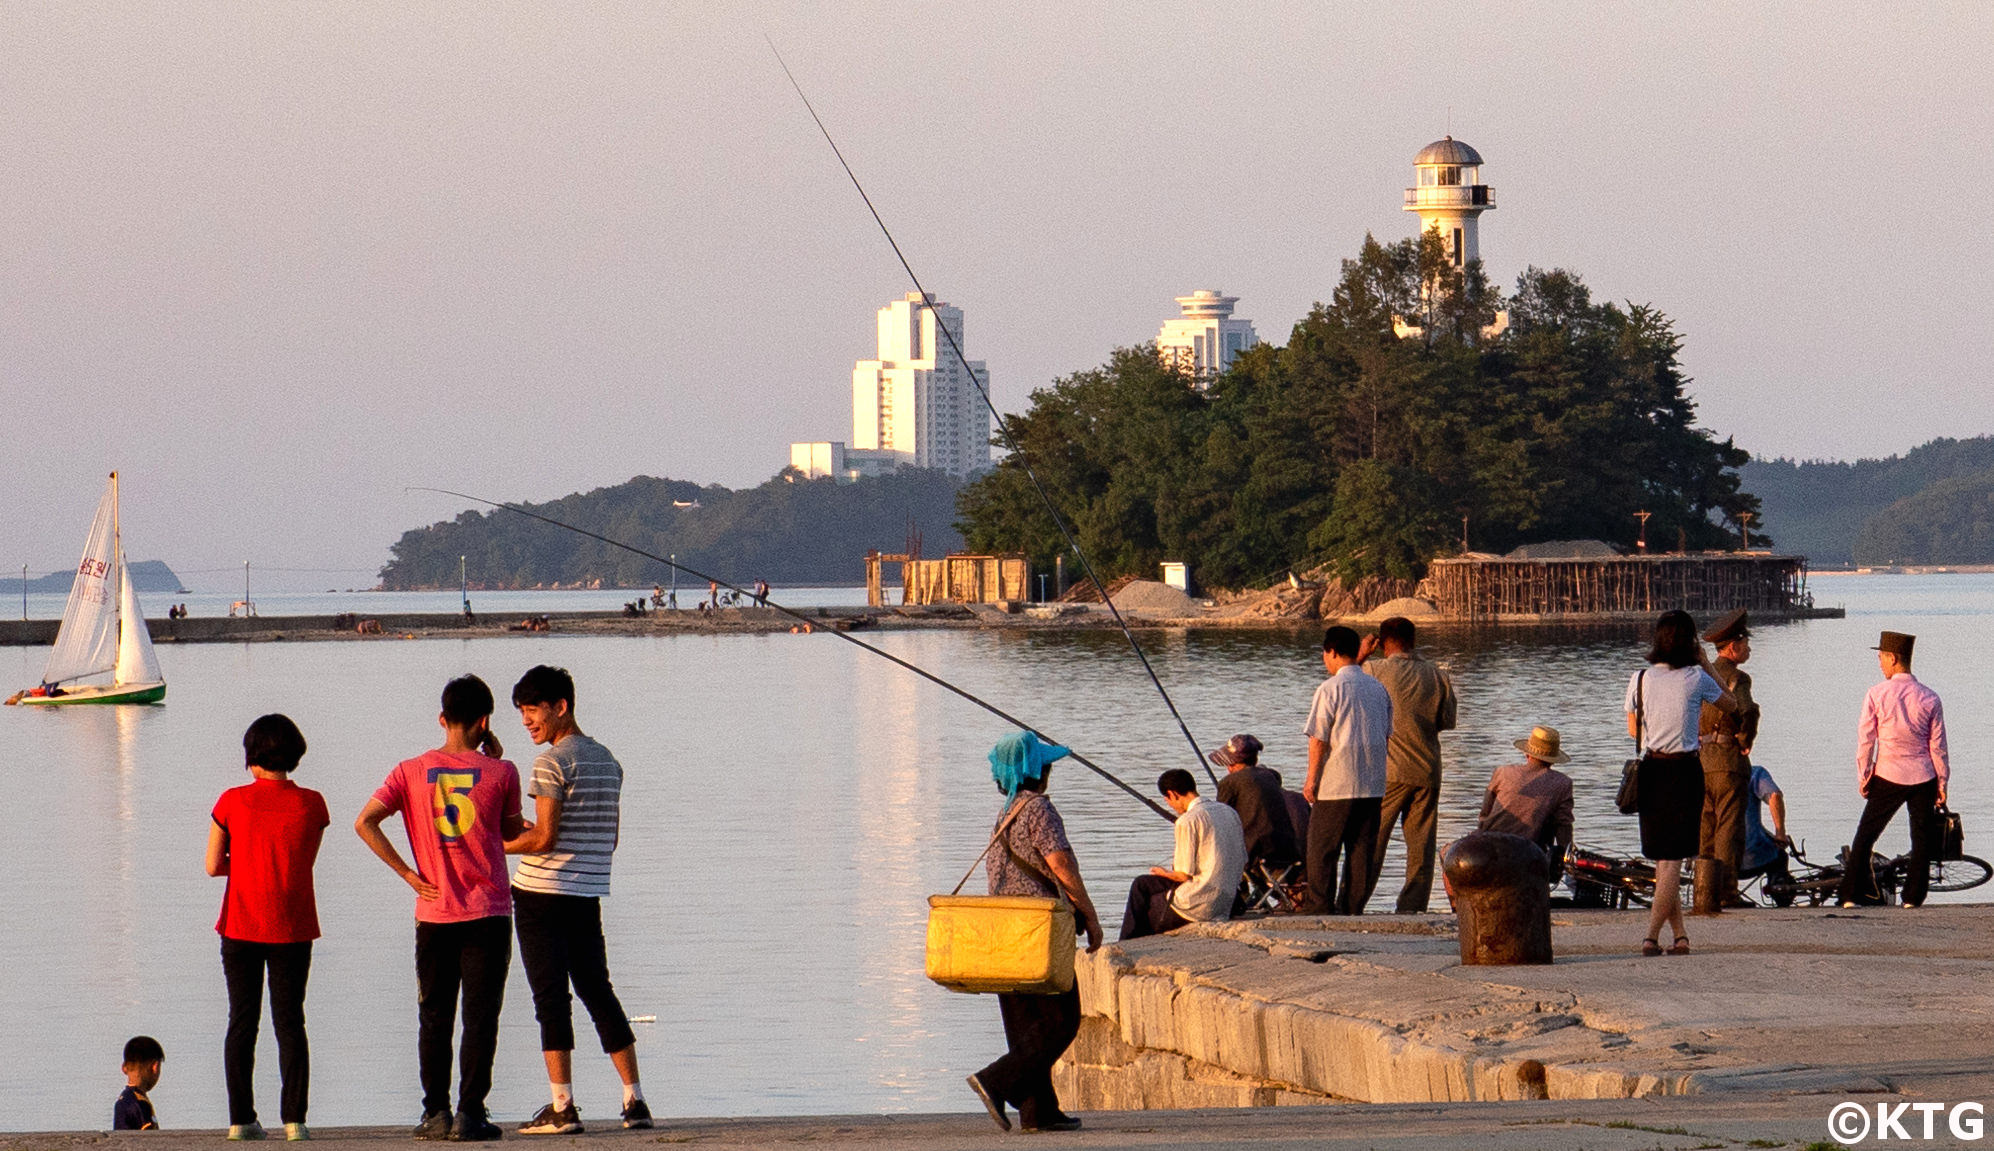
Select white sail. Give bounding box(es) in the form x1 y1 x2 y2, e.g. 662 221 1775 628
115 565 163 686
42 480 122 686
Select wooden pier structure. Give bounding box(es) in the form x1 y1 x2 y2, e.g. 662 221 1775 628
1422 553 1820 620
865 551 1031 607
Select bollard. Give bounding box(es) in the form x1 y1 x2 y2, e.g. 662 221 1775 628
1442 831 1553 965
1691 855 1729 915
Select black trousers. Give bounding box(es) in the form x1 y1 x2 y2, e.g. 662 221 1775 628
1305 796 1382 915
1836 777 1939 907
1118 874 1190 940
513 887 636 1054
221 938 312 1126
416 915 512 1116
978 988 1081 1128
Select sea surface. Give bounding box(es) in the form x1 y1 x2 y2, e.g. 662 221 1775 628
9 586 872 622
2 573 1986 1129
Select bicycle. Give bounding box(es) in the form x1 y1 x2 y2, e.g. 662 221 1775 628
1756 841 1991 907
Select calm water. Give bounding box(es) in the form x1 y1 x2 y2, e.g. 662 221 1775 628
1 573 1985 1129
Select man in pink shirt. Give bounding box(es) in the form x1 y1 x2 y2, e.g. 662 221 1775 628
357 675 526 1141
1837 631 1950 908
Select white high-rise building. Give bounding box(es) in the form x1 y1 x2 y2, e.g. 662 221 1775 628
1403 136 1495 268
851 292 991 478
1156 290 1257 386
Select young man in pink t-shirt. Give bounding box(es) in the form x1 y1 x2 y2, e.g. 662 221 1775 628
357 676 525 1142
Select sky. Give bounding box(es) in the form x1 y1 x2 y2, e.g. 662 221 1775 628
4 3 1992 589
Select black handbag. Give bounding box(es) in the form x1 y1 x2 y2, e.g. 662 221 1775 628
1934 804 1964 862
1616 671 1644 815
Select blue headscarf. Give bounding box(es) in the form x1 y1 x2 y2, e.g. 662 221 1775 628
989 730 1072 797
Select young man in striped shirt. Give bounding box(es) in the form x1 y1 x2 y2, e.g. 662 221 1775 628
504 665 650 1133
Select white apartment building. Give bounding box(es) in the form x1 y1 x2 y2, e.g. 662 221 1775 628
851 292 991 478
1156 290 1258 386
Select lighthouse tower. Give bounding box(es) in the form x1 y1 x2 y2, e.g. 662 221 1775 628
1403 136 1494 268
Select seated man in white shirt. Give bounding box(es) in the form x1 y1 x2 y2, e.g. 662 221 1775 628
1119 769 1248 940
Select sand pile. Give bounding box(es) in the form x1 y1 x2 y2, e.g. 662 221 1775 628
1109 580 1203 616
1351 596 1441 621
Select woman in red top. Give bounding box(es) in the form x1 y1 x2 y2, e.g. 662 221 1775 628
206 714 329 1141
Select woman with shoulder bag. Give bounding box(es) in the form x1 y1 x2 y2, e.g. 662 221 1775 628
1626 611 1737 957
965 732 1105 1135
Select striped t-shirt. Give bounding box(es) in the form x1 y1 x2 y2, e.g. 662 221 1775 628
513 733 624 897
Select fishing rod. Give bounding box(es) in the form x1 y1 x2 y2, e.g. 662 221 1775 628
407 486 1174 822
768 41 1216 787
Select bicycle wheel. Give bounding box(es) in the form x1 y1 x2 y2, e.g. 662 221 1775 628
1928 855 1993 893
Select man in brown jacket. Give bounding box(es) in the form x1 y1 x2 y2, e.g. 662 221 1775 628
1362 617 1458 913
1698 608 1760 906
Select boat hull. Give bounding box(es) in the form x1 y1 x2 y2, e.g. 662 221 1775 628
15 682 166 705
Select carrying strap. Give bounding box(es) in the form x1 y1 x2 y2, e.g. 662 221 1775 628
951 795 1042 896
1633 669 1646 754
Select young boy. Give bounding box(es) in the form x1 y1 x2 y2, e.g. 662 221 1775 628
207 714 329 1142
356 676 525 1143
113 1036 163 1130
505 666 650 1133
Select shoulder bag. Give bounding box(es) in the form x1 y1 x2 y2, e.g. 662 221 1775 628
1616 670 1645 815
924 794 1077 996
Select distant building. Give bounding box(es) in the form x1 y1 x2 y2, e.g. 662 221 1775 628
1156 290 1257 385
788 441 906 482
852 292 991 479
1402 136 1495 269
1396 136 1508 341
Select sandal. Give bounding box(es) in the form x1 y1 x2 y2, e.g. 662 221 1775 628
1667 936 1690 956
1641 938 1662 957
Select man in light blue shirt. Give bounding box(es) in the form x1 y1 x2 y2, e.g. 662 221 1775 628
1302 626 1393 915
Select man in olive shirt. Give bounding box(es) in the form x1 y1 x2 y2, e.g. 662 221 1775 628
1698 609 1760 906
1361 617 1458 913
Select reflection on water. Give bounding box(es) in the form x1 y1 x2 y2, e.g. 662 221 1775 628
2 573 1987 1129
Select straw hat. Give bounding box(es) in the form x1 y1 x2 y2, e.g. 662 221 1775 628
1512 725 1571 765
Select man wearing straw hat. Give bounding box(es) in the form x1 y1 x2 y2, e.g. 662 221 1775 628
1478 726 1576 865
1837 631 1950 908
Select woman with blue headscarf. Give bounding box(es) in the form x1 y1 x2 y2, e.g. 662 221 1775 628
965 731 1104 1134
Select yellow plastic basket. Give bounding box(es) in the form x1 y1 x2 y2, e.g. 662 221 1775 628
925 894 1076 995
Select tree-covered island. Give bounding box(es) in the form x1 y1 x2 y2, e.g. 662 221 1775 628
956 231 1759 587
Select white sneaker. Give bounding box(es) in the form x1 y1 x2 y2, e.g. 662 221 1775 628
284 1123 310 1141
227 1123 267 1141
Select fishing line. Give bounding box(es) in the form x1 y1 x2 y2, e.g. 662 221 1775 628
406 486 1174 822
767 40 1216 787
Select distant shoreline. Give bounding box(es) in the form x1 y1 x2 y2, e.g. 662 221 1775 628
0 602 1845 647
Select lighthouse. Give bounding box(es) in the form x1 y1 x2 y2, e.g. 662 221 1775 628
1403 136 1494 268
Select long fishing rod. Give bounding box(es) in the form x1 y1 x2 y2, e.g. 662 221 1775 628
408 486 1173 821
768 41 1216 787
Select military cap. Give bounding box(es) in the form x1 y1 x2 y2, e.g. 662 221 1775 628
1872 631 1915 660
1702 608 1750 645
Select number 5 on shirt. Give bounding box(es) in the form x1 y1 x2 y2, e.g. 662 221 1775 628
428 768 481 841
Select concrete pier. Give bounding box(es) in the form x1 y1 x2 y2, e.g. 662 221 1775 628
1056 905 1994 1111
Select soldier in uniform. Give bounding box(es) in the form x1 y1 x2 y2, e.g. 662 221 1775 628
1698 609 1759 906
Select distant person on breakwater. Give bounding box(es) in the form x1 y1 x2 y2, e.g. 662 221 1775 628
1119 769 1247 940
355 675 525 1142
206 714 329 1142
1627 611 1738 956
1302 626 1393 915
504 666 652 1134
113 1035 164 1130
967 732 1104 1134
1359 617 1458 913
1837 631 1949 908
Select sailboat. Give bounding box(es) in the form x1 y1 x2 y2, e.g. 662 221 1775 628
6 473 167 706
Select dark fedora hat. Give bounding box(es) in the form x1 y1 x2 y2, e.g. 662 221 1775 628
1872 631 1915 660
1702 608 1750 645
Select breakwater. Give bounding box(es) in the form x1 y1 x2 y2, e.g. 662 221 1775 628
1055 906 1994 1110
